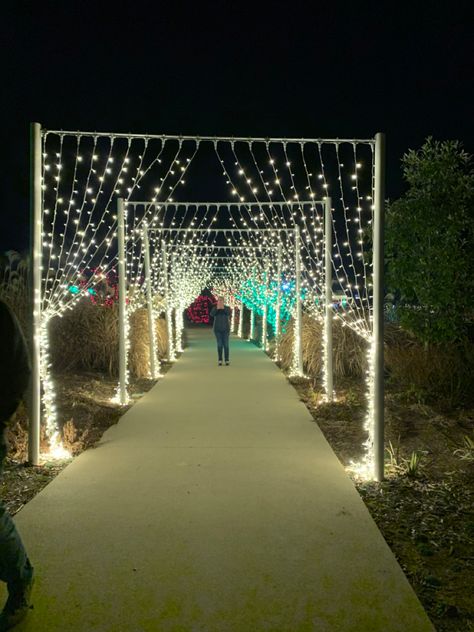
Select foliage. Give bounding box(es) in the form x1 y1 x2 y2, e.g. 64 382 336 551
453 434 474 462
385 438 424 478
385 138 474 344
404 451 423 478
49 302 168 377
279 315 474 408
0 250 30 340
385 324 474 408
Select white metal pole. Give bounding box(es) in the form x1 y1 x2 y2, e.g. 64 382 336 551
373 132 386 481
325 197 334 401
275 244 282 360
175 304 184 353
294 226 303 375
262 268 269 350
143 226 159 379
232 305 237 334
229 297 234 332
238 301 243 338
117 198 128 405
162 241 174 361
170 253 181 354
174 307 180 353
29 122 42 465
249 308 255 341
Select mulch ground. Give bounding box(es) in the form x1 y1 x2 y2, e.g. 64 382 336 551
1 361 174 515
290 375 474 632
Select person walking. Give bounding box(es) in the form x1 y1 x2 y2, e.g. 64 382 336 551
210 296 231 366
0 300 34 630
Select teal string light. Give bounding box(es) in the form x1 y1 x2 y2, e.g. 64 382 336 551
236 276 307 339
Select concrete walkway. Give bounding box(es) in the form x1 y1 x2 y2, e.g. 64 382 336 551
2 328 434 631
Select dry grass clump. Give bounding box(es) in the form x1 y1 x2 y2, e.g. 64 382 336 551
51 301 119 374
4 401 49 460
50 301 168 377
279 315 368 378
385 324 474 407
280 315 474 407
155 316 168 359
129 309 150 379
129 308 168 378
4 403 29 460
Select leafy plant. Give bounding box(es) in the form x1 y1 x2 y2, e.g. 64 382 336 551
404 451 423 478
385 435 402 471
385 441 424 478
385 138 474 345
453 434 474 461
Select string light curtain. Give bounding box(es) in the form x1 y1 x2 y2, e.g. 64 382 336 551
32 127 383 480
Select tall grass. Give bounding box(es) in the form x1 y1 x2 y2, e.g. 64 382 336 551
50 301 168 378
385 324 474 408
279 315 368 378
279 316 474 407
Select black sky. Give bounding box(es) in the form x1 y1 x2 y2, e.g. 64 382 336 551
1 1 473 253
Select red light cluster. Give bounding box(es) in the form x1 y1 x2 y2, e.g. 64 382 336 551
186 295 216 324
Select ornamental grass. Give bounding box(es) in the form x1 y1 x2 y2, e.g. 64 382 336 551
384 325 474 408
279 315 474 407
49 301 168 378
279 314 367 378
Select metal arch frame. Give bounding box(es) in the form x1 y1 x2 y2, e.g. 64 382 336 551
125 201 321 208
136 202 333 391
140 225 300 372
31 124 384 482
42 128 375 145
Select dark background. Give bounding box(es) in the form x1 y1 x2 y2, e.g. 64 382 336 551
1 1 473 253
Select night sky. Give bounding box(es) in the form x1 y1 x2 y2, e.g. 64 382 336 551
1 1 473 253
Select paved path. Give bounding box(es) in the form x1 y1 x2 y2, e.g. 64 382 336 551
3 328 434 631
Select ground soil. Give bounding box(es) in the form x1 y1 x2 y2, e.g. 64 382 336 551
2 353 473 631
288 374 474 632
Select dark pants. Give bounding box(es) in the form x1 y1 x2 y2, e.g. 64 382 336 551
0 430 33 593
214 330 230 362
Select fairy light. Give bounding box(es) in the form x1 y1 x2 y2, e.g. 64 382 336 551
237 300 244 338
347 340 375 480
37 130 379 478
39 317 71 458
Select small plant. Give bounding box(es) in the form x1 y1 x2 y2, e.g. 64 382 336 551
385 441 424 478
404 451 423 478
385 435 403 471
453 434 474 461
345 387 362 407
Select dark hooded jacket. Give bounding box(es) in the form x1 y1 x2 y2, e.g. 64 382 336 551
0 300 31 426
210 306 231 333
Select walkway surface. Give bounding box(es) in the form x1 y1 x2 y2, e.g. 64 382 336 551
2 328 434 631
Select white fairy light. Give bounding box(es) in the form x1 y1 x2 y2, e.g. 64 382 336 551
37 130 378 476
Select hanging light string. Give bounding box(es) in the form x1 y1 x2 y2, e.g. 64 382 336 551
43 134 77 306
37 129 377 474
352 142 371 314
216 141 303 321
216 143 292 283
334 143 370 331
